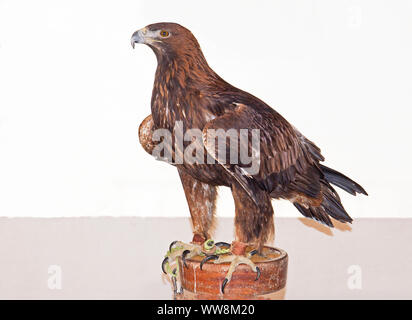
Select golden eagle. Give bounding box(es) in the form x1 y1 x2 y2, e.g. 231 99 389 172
131 22 367 292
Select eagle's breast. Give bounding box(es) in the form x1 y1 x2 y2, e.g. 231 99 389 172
151 70 219 132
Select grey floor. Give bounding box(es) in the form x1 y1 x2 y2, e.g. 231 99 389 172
0 217 410 299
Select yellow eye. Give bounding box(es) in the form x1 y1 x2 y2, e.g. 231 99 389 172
160 30 169 37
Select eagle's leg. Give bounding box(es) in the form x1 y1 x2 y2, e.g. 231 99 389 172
178 168 217 243
232 182 274 253
200 182 274 293
161 169 218 290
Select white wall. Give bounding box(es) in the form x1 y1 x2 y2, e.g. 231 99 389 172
0 0 410 218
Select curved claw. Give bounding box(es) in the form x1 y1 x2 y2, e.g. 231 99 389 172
221 278 229 294
169 240 178 252
182 250 190 268
161 257 169 274
200 254 218 270
255 266 261 281
215 242 231 248
249 249 258 256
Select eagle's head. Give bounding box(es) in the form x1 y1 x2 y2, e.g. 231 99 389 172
131 22 202 60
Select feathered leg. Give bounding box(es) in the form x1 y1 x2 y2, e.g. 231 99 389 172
178 168 217 242
232 182 274 251
200 182 273 293
160 169 218 292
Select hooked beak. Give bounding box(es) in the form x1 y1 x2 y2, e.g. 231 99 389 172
131 29 145 48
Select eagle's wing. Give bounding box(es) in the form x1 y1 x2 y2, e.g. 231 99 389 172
202 103 324 204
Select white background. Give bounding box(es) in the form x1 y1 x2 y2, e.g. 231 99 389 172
0 0 410 218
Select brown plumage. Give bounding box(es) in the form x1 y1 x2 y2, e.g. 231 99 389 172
133 23 367 250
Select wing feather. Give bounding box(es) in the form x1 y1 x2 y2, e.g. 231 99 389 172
202 103 324 199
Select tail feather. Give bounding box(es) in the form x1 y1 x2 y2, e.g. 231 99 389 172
293 182 353 227
319 164 368 196
322 184 353 223
293 202 334 227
